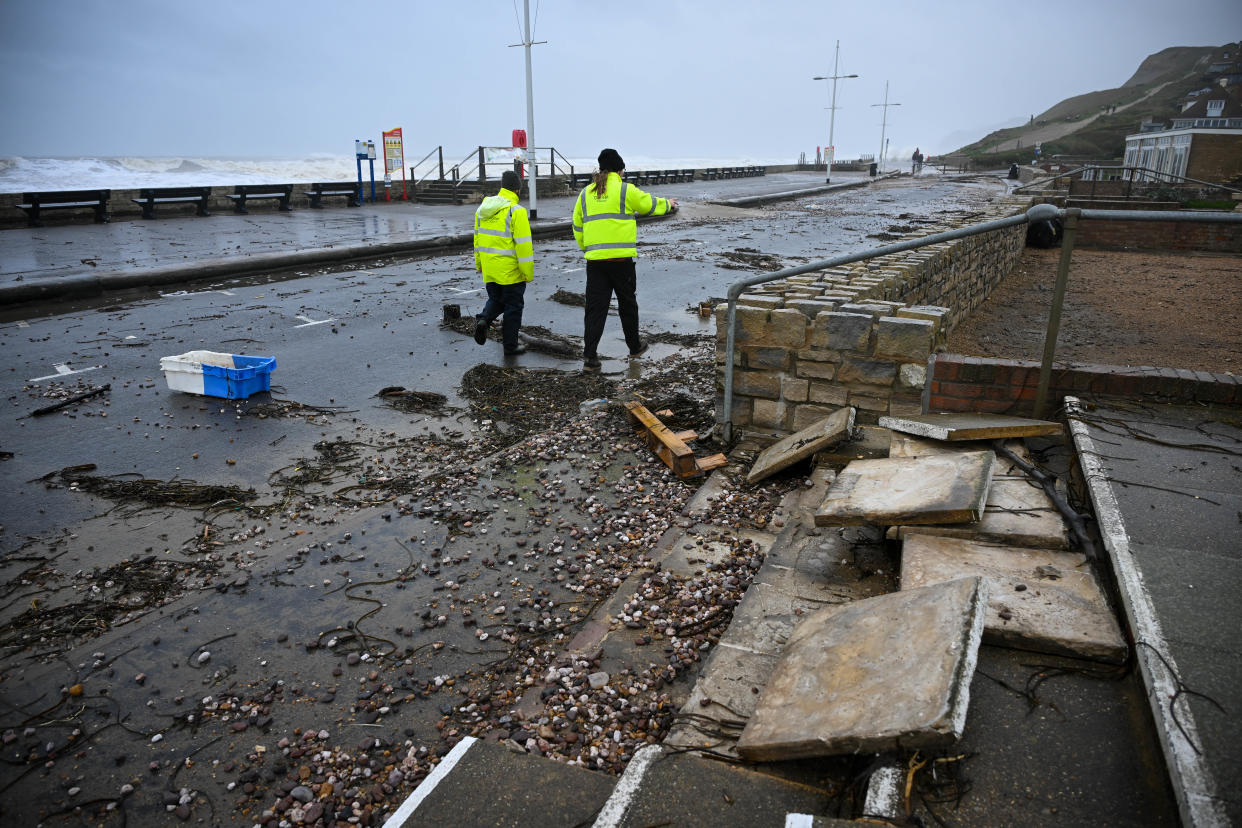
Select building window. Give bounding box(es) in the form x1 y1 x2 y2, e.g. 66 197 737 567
1206 99 1225 117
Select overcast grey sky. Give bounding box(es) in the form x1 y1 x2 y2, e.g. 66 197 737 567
1 0 1239 162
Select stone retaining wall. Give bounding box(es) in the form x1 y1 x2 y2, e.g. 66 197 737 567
716 198 1030 434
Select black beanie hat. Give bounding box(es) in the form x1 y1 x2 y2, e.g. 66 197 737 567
598 148 625 172
501 170 522 191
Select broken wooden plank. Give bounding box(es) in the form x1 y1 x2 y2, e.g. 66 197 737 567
815 450 995 527
695 453 727 473
879 412 1063 441
623 401 710 478
746 407 855 484
21 384 111 419
672 429 699 442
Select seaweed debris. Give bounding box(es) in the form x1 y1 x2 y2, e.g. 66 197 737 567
377 386 453 415
47 465 257 511
550 288 586 306
460 363 616 445
240 398 345 421
0 554 223 653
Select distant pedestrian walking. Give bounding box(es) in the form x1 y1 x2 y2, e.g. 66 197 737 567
572 148 677 370
472 170 533 357
911 147 924 174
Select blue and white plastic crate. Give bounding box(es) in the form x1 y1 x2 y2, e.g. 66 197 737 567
159 351 277 399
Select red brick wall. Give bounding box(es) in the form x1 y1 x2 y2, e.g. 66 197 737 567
1075 217 1242 253
1187 134 1242 183
926 354 1242 415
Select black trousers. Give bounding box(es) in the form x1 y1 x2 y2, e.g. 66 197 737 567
583 258 641 358
479 281 526 349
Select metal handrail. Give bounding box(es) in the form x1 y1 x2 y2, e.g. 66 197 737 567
719 204 1242 441
409 146 443 185
548 147 574 179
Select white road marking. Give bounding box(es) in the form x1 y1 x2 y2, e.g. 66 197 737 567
161 289 236 298
593 744 663 827
562 267 584 274
29 363 102 382
446 287 482 295
294 315 335 328
380 736 476 828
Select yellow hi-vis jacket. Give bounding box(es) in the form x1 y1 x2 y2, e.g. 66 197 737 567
473 188 534 284
572 172 672 260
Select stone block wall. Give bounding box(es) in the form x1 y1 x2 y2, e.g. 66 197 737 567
716 198 1030 433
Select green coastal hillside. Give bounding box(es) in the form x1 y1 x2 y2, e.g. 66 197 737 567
954 43 1239 165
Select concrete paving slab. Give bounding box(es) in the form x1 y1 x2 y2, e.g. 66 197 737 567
814 450 995 526
746 407 855 483
888 433 1032 463
1068 397 1242 828
384 737 614 828
880 412 1063 441
944 645 1179 827
594 746 843 828
894 477 1069 549
900 533 1126 662
735 576 987 761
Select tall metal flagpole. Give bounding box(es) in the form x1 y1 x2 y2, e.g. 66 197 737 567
522 0 539 219
871 81 901 172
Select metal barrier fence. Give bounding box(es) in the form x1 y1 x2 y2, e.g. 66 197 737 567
721 205 1242 441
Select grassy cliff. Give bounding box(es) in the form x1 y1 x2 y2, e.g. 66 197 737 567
954 43 1236 166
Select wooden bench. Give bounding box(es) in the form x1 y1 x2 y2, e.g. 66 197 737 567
303 182 360 208
228 183 294 214
132 187 211 219
18 190 111 227
702 168 718 181
680 169 696 182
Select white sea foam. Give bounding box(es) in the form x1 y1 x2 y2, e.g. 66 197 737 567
0 152 799 193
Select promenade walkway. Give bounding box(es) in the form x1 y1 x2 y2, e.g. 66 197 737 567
0 172 871 305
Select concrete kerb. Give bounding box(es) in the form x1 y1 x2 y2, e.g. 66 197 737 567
1064 396 1226 828
709 173 898 209
0 220 568 307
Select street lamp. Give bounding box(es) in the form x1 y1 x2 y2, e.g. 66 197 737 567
813 40 858 184
509 0 546 219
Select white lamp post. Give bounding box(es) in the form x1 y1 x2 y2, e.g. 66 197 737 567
871 81 901 173
510 0 546 219
813 41 858 184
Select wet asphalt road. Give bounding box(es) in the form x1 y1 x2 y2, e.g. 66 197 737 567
0 174 1028 826
0 176 1006 548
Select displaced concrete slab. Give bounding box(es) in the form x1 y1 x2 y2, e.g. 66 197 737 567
893 477 1069 549
747 407 856 483
814 451 995 526
900 533 1126 663
889 434 1032 463
880 412 1063 441
735 576 988 761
